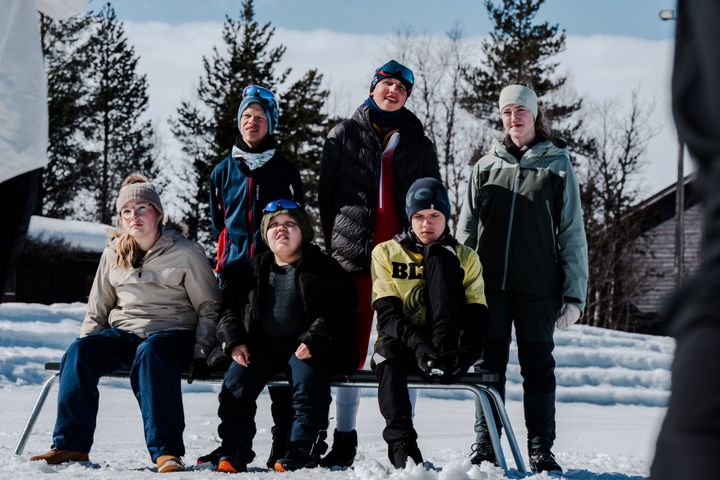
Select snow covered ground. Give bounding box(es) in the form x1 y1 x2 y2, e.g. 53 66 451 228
0 302 672 479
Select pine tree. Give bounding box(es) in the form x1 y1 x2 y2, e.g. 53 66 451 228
275 69 329 231
171 0 329 246
462 0 587 154
36 13 93 218
81 3 155 224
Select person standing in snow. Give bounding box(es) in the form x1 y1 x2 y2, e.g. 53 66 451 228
30 175 220 473
207 200 357 473
318 59 440 467
371 178 487 469
650 2 720 478
0 0 87 299
198 84 303 470
456 84 588 474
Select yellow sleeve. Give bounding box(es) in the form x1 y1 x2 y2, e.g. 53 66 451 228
371 242 401 305
459 245 487 306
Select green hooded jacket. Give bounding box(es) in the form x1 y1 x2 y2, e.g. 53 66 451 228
456 136 588 311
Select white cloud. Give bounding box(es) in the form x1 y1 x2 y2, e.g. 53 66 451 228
124 22 681 201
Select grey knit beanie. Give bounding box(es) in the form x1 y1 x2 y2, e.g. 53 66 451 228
115 174 164 217
498 84 538 119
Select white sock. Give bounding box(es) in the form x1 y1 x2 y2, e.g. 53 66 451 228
334 387 361 432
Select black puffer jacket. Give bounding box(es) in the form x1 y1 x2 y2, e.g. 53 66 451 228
319 102 440 273
214 243 358 373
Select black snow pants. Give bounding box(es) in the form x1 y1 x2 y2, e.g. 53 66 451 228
473 290 558 450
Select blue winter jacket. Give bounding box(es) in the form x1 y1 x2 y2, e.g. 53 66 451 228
209 138 303 273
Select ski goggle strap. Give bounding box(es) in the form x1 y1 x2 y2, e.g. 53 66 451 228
262 199 301 214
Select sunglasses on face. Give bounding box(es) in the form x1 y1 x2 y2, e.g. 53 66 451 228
243 84 277 103
376 60 414 86
262 199 301 213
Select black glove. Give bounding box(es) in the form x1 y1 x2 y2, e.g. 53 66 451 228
414 342 438 375
433 354 468 384
187 357 210 384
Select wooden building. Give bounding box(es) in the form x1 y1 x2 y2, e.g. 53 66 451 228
3 216 113 304
628 176 702 330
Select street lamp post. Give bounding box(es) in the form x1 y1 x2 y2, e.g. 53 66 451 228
660 8 685 287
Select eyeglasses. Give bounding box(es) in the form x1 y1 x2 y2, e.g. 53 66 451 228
243 84 277 103
376 60 414 86
262 199 301 214
120 203 152 219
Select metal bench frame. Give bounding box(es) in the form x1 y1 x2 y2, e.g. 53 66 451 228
14 362 526 474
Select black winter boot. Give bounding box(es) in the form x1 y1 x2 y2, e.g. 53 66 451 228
528 446 562 474
319 429 358 468
196 446 226 467
469 440 498 466
387 439 423 469
274 441 324 472
266 426 289 469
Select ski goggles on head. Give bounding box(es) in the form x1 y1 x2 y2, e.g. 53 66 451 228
375 60 415 86
262 199 301 214
243 84 277 103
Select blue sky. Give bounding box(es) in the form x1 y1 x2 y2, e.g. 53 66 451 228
98 0 677 39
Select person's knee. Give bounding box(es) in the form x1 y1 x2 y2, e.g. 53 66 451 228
64 335 104 365
518 341 556 392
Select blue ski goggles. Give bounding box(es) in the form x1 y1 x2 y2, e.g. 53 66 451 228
243 84 277 103
262 199 301 214
375 60 414 86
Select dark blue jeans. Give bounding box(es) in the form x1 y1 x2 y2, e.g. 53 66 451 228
52 328 194 461
217 337 331 459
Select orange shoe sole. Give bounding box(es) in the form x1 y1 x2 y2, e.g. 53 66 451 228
216 459 240 473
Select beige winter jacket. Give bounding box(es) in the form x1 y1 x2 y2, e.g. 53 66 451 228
81 227 220 359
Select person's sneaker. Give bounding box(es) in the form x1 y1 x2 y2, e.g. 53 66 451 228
156 455 184 473
529 446 562 474
469 441 498 466
29 448 89 465
319 429 357 468
266 433 289 469
387 439 423 469
274 455 319 472
196 446 225 467
216 455 248 474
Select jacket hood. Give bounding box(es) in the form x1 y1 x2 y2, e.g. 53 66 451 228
107 225 183 253
490 136 569 162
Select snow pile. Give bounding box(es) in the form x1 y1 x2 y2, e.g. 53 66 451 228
27 216 114 253
1 302 673 407
0 302 670 478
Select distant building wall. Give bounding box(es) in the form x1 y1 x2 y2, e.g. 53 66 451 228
632 203 703 315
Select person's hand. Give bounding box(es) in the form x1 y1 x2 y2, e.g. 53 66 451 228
556 303 581 330
295 342 312 360
414 342 438 374
231 344 250 366
187 357 210 384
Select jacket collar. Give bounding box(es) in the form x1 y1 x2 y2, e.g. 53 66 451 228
491 135 569 162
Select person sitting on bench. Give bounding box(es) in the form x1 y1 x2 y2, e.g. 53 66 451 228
371 177 488 468
204 199 357 473
29 174 220 473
